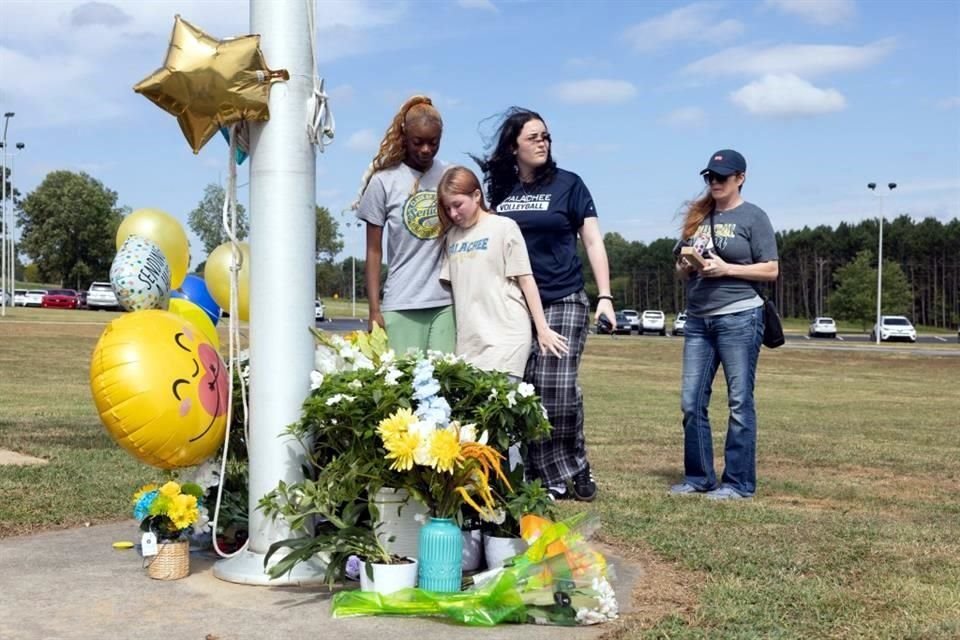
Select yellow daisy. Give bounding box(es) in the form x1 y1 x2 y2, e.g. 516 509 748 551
377 407 416 444
159 481 181 498
428 428 462 474
384 430 420 471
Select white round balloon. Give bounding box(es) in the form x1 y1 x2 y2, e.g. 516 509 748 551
110 235 172 311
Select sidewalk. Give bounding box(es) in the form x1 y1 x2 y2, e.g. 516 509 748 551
0 521 641 639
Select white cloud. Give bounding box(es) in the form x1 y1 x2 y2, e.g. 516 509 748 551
684 38 896 78
764 0 856 26
345 129 380 153
623 2 744 52
661 106 707 128
566 56 609 69
936 97 960 110
730 74 846 117
550 79 638 105
457 0 498 12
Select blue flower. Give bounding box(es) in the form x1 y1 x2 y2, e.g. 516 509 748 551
134 490 159 520
412 380 441 400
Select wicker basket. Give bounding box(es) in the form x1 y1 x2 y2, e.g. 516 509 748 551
147 539 190 580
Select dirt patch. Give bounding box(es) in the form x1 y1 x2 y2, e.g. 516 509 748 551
596 534 701 637
0 449 48 466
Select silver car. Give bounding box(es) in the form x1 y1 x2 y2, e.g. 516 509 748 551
672 311 688 336
640 310 666 336
87 282 119 310
808 317 837 338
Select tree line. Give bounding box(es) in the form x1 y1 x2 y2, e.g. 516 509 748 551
10 170 959 328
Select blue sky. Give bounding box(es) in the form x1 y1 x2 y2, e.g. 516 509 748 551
1 0 958 265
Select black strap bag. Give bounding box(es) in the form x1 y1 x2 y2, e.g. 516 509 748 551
708 212 784 349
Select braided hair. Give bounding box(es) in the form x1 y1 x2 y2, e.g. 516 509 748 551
352 95 443 209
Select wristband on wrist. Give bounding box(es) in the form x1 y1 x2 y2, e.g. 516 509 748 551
597 295 614 302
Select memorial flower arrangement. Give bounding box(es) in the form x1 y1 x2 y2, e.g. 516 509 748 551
260 326 553 580
132 480 206 540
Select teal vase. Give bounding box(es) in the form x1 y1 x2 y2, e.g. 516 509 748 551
417 517 462 592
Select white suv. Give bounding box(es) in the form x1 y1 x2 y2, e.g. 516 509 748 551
87 282 119 310
672 311 688 336
808 317 837 339
640 310 666 336
870 315 917 343
314 299 326 321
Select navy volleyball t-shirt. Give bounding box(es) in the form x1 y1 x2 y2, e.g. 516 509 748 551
495 169 597 304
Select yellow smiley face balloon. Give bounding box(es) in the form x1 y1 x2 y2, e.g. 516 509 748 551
90 310 229 469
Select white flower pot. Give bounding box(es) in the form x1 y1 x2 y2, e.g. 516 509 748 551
483 534 528 569
461 528 483 572
359 558 418 595
372 487 429 559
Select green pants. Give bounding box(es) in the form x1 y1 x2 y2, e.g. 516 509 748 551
383 305 456 355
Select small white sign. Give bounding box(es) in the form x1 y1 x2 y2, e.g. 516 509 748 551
141 531 158 557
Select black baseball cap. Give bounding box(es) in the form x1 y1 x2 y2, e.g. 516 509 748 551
700 149 746 176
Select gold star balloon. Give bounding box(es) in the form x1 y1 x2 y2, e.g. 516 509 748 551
134 15 289 154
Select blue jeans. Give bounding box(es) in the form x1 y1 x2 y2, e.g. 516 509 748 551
680 306 764 496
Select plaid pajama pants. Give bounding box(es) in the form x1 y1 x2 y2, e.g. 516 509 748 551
523 289 591 487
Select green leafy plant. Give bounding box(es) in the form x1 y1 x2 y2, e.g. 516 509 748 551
485 477 557 539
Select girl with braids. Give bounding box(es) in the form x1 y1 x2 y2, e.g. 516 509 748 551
473 108 615 502
354 95 454 354
670 149 778 501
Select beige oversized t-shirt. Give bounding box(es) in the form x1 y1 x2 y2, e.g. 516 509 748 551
440 214 533 377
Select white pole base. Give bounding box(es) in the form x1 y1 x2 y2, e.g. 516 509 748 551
213 549 328 586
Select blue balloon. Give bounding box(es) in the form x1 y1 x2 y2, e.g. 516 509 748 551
176 274 221 326
219 127 248 165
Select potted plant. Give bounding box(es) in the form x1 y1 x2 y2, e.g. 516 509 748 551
263 490 417 594
483 478 557 569
132 480 206 580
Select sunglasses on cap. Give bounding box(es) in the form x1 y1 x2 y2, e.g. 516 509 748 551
703 172 736 185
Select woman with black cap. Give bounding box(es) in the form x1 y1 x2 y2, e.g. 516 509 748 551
670 149 779 500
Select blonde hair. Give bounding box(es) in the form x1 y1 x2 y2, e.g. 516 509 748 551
681 191 716 240
351 95 443 209
436 166 487 234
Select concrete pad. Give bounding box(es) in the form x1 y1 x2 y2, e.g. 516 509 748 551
0 521 641 639
0 449 47 466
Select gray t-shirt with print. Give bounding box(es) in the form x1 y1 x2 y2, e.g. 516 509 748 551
356 161 453 312
679 201 778 317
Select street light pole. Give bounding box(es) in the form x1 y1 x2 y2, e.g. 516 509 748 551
867 182 897 344
8 143 24 304
1 112 14 317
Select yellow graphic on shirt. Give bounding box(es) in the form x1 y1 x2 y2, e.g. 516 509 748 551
403 191 441 240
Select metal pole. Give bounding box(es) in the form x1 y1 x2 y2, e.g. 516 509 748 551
8 147 19 301
1 143 7 317
214 0 324 586
875 196 883 345
352 253 356 318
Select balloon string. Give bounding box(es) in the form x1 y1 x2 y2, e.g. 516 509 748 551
306 0 335 150
210 123 249 559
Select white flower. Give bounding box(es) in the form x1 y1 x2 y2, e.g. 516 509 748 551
314 345 341 374
352 354 375 370
478 430 489 445
442 352 461 364
309 370 324 390
192 506 211 535
517 382 535 398
458 422 477 444
181 460 220 489
480 508 506 525
540 404 549 421
487 388 498 401
505 390 517 408
413 512 428 524
379 349 396 365
339 344 360 361
574 577 619 625
347 379 363 390
325 393 355 406
384 367 403 386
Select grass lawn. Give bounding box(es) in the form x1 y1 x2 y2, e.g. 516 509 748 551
1 315 958 637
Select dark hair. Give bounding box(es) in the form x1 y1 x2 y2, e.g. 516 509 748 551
471 107 557 208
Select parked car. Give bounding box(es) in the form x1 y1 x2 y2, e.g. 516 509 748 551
13 289 29 306
639 310 666 336
315 299 326 321
870 315 917 343
86 282 119 310
621 309 640 331
808 316 837 338
672 311 688 336
24 289 48 307
597 311 633 335
42 289 81 309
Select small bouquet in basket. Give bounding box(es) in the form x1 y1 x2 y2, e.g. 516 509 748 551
132 481 205 540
